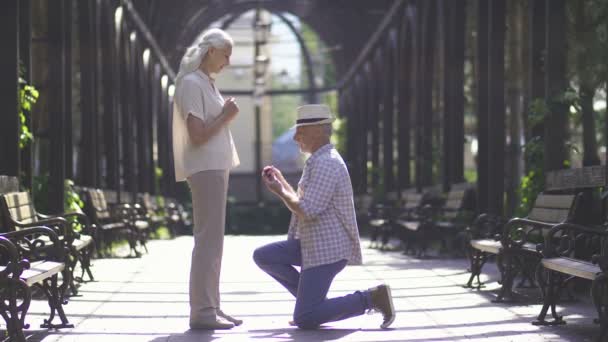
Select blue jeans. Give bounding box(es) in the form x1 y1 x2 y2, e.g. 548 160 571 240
253 239 372 328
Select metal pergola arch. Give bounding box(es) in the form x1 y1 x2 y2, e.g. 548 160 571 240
1 0 598 219
216 8 319 102
130 0 393 80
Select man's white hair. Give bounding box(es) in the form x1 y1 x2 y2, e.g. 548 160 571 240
175 28 233 88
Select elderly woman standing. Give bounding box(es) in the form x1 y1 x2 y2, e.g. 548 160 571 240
172 28 241 330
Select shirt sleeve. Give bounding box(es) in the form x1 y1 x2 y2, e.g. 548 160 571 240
298 159 338 220
177 78 207 122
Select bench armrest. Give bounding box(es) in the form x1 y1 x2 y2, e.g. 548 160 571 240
0 236 29 279
465 213 505 240
541 222 608 259
13 216 71 240
501 217 558 249
1 226 66 263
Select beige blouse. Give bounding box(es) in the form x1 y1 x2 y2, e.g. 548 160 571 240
172 70 240 182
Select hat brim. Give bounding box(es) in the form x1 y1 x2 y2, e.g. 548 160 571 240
293 117 335 128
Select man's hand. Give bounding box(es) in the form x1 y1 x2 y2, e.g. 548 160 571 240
262 165 305 218
222 97 239 123
262 166 283 194
270 166 287 185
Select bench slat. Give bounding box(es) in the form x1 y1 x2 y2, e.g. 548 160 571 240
396 219 420 231
534 194 576 210
369 219 387 227
73 235 94 251
21 260 65 286
528 207 570 223
542 257 599 281
4 192 37 224
401 192 423 210
471 239 501 254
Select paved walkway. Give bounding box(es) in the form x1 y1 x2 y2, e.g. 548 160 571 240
21 235 598 342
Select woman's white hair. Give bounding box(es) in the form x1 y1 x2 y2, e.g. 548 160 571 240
175 28 233 88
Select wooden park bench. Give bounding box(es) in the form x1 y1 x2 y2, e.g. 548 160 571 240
395 185 472 257
139 193 169 237
465 193 581 302
425 184 475 255
103 190 149 256
0 191 95 295
165 197 192 235
528 165 608 339
463 213 506 288
531 221 608 340
0 226 73 341
81 188 140 257
394 189 432 255
367 192 399 250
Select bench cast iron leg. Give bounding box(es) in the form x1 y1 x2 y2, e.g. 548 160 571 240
592 275 608 341
39 275 74 329
79 244 95 282
67 249 79 296
1 278 31 342
494 251 516 302
464 249 487 289
380 224 392 250
533 268 564 326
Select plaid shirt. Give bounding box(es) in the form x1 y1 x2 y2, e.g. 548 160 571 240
288 144 363 269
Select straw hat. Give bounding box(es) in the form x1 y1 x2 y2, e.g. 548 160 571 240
294 104 335 127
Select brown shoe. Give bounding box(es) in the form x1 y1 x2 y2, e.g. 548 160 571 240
369 284 395 329
190 317 234 330
217 309 243 326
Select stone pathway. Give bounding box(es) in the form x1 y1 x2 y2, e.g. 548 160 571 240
17 235 598 341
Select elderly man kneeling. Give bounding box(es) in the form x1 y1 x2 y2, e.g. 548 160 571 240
253 104 396 329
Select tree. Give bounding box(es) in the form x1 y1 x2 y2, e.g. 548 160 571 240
567 0 608 166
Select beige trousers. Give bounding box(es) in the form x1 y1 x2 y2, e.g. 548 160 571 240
187 169 229 322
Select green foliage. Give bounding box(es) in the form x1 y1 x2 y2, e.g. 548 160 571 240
154 167 163 193
331 115 346 156
32 175 84 217
269 83 299 139
517 136 545 217
156 196 166 213
597 106 607 147
326 91 345 154
150 226 172 240
516 97 548 217
559 87 580 109
18 75 38 149
517 170 544 217
528 98 548 129
566 0 608 89
64 179 84 213
64 179 85 232
464 169 477 183
526 92 578 186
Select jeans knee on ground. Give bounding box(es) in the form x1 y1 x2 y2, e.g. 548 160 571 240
293 311 319 329
252 247 266 267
